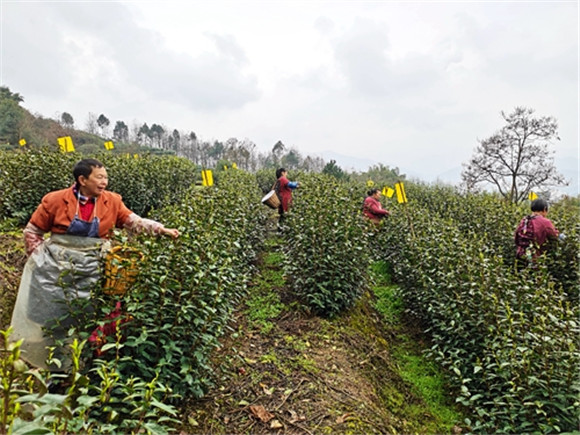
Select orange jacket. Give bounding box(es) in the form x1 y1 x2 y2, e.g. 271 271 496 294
29 187 134 238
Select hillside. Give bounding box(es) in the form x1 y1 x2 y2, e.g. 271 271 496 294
1 148 576 433
0 224 465 434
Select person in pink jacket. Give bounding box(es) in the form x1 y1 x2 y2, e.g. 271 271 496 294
362 188 390 224
514 198 560 268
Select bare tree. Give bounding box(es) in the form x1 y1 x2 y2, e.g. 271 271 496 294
461 107 568 203
272 140 285 165
85 112 98 135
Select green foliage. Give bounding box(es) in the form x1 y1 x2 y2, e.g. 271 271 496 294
244 251 286 334
375 182 580 433
0 149 77 224
351 163 404 188
98 152 199 216
0 149 199 224
282 173 371 317
0 98 25 146
1 328 179 434
322 159 350 181
73 169 268 399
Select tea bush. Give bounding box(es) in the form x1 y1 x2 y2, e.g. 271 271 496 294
83 169 267 399
0 149 77 224
255 168 276 194
0 149 200 224
376 183 579 433
98 153 201 216
1 329 179 434
282 173 371 317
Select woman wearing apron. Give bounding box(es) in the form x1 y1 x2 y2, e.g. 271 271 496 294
10 158 179 370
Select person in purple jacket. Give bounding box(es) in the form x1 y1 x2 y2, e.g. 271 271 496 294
514 198 560 268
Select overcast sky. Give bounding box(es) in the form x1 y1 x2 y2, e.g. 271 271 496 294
1 0 578 192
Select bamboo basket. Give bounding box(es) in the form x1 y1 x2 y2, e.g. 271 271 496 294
261 190 281 209
103 246 144 295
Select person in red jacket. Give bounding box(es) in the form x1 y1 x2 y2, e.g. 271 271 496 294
362 188 390 224
514 198 560 268
275 167 299 228
11 158 180 371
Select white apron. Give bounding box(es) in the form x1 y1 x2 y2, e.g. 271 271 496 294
10 234 106 370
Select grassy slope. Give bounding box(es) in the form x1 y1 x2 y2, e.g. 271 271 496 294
179 236 464 434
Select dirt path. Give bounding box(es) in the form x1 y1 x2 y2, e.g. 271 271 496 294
178 235 462 434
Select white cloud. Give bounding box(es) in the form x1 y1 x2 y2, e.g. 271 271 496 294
0 1 577 192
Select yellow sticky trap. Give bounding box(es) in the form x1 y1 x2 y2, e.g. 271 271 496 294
232 163 238 169
528 191 538 201
395 182 407 204
383 187 395 198
134 154 138 159
19 138 26 146
58 136 75 153
202 169 214 186
224 165 228 170
104 140 115 150
366 180 374 187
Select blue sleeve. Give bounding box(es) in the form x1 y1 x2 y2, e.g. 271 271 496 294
288 181 299 189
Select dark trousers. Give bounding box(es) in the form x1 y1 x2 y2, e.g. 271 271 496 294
277 206 285 232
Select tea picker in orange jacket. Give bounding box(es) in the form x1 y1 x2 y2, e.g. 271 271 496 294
10 158 180 371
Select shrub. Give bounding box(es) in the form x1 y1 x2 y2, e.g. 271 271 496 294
282 173 371 317
0 149 200 224
376 182 580 433
79 169 267 398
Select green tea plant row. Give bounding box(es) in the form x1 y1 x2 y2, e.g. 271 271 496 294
1 150 267 433
404 184 579 298
375 183 579 433
281 173 371 317
94 169 267 398
0 149 200 224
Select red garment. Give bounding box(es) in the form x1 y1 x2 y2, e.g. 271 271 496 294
79 201 95 221
277 176 293 212
363 196 388 223
514 214 558 259
88 302 132 357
